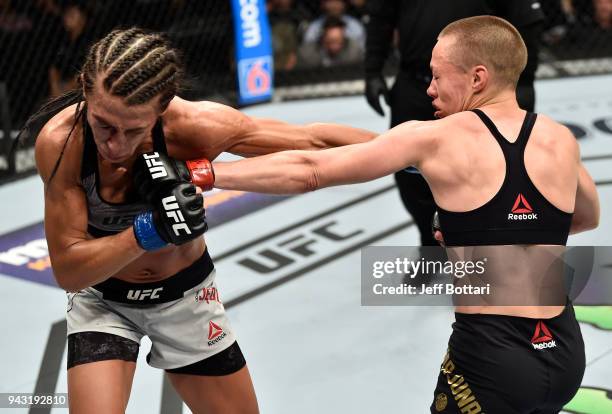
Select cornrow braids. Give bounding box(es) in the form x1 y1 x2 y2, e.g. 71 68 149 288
81 42 100 92
103 37 166 91
102 28 143 71
80 28 183 111
111 48 176 97
95 29 120 70
126 65 178 106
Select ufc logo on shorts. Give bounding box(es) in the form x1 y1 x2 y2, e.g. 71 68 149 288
162 196 192 236
127 287 164 301
143 152 168 179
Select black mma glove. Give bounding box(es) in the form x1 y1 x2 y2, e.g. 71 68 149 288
133 152 215 203
133 182 208 250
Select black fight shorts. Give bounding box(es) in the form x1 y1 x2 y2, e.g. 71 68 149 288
431 303 585 414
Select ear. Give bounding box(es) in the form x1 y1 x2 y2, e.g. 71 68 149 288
471 65 488 93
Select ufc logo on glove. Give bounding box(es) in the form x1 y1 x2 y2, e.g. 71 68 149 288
162 196 192 236
143 152 168 179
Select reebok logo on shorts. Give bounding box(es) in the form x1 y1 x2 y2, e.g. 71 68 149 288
508 193 538 220
208 321 227 346
531 321 556 350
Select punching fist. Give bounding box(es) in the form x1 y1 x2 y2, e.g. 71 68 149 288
133 152 215 203
133 182 208 250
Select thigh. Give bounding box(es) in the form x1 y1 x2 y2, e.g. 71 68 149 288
68 359 137 414
167 365 258 414
67 331 140 414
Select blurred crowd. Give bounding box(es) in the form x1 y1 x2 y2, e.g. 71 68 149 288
268 0 612 72
0 0 611 125
0 0 233 124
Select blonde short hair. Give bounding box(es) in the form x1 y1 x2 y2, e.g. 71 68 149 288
439 16 527 89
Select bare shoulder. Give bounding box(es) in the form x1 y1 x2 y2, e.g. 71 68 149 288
35 104 83 183
445 111 487 133
403 111 475 142
162 97 251 158
532 113 579 158
165 97 244 123
392 117 455 134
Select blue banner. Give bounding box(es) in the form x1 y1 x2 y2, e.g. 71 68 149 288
231 0 274 105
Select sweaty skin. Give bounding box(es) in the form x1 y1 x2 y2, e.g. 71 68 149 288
213 36 600 319
35 92 376 292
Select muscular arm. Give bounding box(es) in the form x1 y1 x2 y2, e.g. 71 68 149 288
226 116 377 156
213 120 437 193
164 98 377 160
570 163 600 234
36 124 144 292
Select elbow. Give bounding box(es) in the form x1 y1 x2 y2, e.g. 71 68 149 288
587 214 600 231
295 155 322 193
570 213 599 234
583 206 601 231
54 275 80 292
303 123 328 149
53 269 81 292
52 260 85 292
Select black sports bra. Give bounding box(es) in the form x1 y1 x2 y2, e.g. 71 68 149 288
436 109 573 247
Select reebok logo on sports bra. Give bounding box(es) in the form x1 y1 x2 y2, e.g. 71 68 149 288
508 193 538 221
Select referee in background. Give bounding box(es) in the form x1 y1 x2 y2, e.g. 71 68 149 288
365 0 545 246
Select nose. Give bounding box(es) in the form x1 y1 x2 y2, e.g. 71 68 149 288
106 131 127 152
426 81 436 99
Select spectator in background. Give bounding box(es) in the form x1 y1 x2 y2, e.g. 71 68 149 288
298 16 363 68
594 0 612 28
268 0 310 71
303 0 365 48
0 0 33 33
48 1 95 97
0 0 39 126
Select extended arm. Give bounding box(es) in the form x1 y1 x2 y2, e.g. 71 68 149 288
213 121 436 194
226 116 377 156
165 98 377 160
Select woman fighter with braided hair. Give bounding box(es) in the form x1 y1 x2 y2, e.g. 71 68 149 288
28 28 375 413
